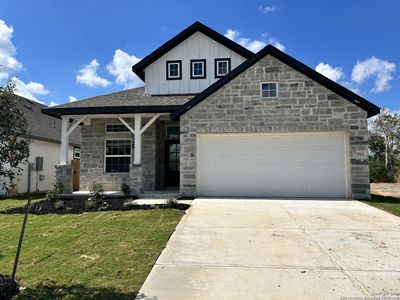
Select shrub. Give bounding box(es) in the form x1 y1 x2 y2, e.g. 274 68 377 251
85 182 106 210
370 159 397 183
46 180 64 204
165 198 178 208
121 183 131 199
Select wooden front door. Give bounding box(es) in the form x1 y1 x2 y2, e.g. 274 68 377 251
71 159 80 191
165 141 180 187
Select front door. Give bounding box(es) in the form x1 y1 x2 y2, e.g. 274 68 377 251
165 140 180 187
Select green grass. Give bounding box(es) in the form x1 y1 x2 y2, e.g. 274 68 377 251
0 207 185 299
0 193 45 211
362 194 400 217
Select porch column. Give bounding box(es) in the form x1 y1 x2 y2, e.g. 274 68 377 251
134 115 142 165
60 116 69 165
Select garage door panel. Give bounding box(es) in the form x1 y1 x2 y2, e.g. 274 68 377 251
197 133 347 198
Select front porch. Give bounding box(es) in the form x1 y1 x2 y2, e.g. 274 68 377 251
55 113 180 195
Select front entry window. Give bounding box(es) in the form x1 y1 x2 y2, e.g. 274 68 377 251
104 139 132 173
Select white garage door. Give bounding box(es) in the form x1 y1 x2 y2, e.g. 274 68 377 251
197 132 348 198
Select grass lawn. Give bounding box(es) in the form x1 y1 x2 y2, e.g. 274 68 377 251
362 194 400 217
0 200 185 299
0 193 45 211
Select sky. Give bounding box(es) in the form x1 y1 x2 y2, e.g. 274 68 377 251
0 0 399 110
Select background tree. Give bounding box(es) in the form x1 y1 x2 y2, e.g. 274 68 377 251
369 109 400 182
0 81 31 193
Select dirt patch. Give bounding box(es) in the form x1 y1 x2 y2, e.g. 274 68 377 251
0 274 19 300
0 198 190 215
371 183 400 198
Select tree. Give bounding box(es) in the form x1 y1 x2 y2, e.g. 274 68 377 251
369 109 400 182
0 81 31 193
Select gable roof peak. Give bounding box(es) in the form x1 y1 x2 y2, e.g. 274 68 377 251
131 21 254 81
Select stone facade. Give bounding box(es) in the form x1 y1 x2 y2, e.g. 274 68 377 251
55 165 73 194
79 118 156 192
179 54 370 199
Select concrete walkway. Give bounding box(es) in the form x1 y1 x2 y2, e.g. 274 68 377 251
136 198 400 300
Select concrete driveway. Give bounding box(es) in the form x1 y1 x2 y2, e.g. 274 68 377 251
137 199 400 300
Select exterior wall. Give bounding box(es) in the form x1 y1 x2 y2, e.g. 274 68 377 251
7 139 75 194
144 32 247 95
80 118 156 192
180 54 370 199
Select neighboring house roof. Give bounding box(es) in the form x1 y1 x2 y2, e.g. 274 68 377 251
42 87 192 118
131 21 254 81
171 45 381 119
18 96 80 146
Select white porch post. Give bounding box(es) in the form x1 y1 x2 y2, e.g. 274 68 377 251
134 115 142 164
60 116 69 165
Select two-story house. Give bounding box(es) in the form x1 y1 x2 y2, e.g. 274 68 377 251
43 21 380 199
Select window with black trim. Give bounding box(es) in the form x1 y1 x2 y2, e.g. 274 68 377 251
190 59 206 79
166 126 180 140
260 82 278 98
104 139 132 173
105 123 131 133
215 58 231 78
166 60 182 80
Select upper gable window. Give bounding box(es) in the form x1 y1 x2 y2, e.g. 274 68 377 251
190 59 206 79
215 58 231 78
105 123 131 133
166 60 182 80
260 82 278 98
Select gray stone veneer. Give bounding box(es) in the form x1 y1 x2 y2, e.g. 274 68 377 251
79 118 156 192
179 54 370 199
55 165 73 194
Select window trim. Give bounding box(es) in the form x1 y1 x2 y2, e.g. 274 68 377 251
105 123 132 133
260 82 278 98
165 125 180 140
104 138 132 174
214 58 231 78
166 60 182 80
190 59 206 79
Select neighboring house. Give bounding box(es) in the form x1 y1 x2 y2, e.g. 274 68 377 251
0 97 80 195
43 21 380 199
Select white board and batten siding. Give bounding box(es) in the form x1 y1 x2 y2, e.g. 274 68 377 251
144 32 247 95
197 132 349 198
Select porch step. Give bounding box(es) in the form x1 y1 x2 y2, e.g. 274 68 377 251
138 190 179 199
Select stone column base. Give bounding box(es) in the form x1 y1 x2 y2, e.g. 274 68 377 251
129 164 143 194
55 165 73 194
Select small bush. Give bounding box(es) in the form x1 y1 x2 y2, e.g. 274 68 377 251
123 200 137 210
53 200 65 210
46 180 64 204
85 182 107 210
121 183 131 199
165 198 178 208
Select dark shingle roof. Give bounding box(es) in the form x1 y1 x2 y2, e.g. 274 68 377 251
42 87 193 118
19 97 80 145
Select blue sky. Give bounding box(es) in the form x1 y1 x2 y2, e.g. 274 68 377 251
1 0 399 110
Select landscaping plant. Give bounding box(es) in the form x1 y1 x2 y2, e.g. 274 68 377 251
121 183 131 200
85 182 109 210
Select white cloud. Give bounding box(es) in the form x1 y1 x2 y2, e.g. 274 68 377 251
315 62 344 82
76 59 112 88
259 5 278 14
107 49 143 89
69 96 78 102
224 29 285 53
0 19 23 80
11 77 48 104
49 101 58 107
351 56 396 93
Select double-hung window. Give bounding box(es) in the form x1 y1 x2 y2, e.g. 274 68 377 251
190 59 206 79
166 60 182 80
260 82 278 98
104 139 132 173
215 58 231 78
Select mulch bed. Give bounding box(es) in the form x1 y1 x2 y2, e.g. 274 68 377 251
0 274 19 300
0 198 190 215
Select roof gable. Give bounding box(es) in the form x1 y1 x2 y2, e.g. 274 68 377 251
132 21 254 81
171 45 380 119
